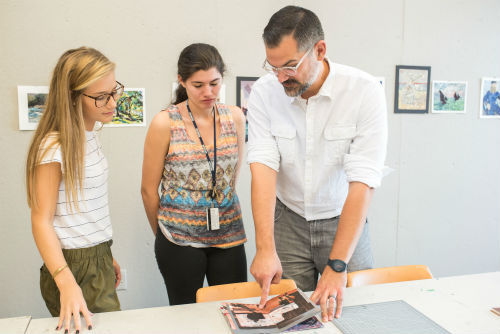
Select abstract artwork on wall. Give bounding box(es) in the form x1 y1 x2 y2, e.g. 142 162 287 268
104 88 146 127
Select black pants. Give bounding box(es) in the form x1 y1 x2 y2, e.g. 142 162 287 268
155 229 247 305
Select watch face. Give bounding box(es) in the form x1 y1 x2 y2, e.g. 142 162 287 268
329 259 347 272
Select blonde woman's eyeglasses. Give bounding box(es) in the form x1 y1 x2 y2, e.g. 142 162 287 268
82 81 124 108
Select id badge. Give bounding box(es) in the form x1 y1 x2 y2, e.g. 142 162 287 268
206 207 220 230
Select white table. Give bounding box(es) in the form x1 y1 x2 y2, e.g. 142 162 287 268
21 272 500 334
0 316 31 334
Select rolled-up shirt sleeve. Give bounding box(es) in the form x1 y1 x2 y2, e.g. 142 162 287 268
344 81 388 188
246 80 281 172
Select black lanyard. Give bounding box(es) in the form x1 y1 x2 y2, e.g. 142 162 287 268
186 100 217 199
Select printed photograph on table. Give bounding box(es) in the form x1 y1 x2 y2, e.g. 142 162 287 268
17 85 49 130
479 77 500 118
220 288 319 334
236 76 259 142
431 81 467 114
104 88 146 127
171 82 226 104
394 65 431 114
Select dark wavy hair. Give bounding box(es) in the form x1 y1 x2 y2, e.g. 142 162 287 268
173 43 226 105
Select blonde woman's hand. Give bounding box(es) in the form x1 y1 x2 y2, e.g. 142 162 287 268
113 257 121 288
55 273 93 333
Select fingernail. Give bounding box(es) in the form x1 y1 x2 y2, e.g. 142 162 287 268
55 326 58 330
88 325 92 330
76 331 80 334
64 330 68 334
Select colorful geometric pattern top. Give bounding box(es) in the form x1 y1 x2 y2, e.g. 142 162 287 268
157 103 246 248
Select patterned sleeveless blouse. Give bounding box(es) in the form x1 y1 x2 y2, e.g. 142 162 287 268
157 103 246 248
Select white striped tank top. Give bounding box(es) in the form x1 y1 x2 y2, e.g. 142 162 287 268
38 131 112 249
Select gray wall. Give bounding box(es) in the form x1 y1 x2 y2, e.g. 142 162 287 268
0 0 498 319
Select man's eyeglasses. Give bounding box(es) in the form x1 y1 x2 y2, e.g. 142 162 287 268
262 47 313 77
82 81 124 108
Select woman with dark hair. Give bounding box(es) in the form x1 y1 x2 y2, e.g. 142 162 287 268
141 43 247 305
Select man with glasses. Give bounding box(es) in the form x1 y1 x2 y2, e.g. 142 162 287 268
247 6 387 321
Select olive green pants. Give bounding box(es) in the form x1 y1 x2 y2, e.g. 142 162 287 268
40 240 121 316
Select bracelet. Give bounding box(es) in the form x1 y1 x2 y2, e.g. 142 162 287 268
52 264 68 279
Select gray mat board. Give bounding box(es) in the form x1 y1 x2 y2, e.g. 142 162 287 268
332 300 450 334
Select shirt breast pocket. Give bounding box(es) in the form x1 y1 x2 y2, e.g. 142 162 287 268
271 126 296 164
323 126 356 165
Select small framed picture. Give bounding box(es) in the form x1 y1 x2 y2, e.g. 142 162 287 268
104 88 146 127
431 81 467 114
171 82 226 104
394 65 431 114
18 85 49 130
479 77 500 118
236 76 259 142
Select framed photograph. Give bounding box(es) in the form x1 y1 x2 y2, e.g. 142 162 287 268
236 76 259 142
104 88 146 127
18 85 49 130
171 82 226 104
479 77 500 118
431 81 467 114
394 65 431 113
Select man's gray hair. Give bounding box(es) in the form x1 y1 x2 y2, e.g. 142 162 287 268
263 6 324 51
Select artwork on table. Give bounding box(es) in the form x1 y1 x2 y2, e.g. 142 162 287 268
236 76 259 142
104 88 146 127
171 82 226 104
18 85 49 130
394 65 431 113
479 77 500 118
431 81 467 114
376 77 385 88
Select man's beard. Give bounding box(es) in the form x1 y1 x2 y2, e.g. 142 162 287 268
282 78 311 97
280 61 322 97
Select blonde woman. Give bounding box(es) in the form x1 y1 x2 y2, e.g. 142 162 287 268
26 47 122 333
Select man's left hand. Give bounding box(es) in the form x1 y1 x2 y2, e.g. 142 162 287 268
309 266 347 321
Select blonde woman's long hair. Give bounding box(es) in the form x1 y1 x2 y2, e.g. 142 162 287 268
26 47 115 212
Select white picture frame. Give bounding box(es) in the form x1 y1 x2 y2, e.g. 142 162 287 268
479 77 500 119
431 81 467 114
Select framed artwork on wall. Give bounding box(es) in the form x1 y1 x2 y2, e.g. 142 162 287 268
479 77 500 118
236 76 259 142
394 65 431 114
104 88 146 127
17 85 49 130
431 81 467 114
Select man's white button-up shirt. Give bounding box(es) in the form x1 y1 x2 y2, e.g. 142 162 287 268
247 59 388 221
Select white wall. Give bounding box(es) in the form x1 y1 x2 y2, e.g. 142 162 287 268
0 0 498 319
